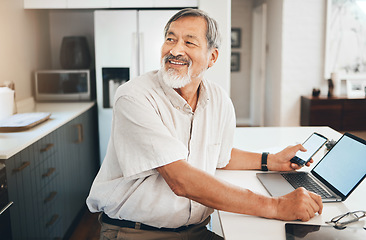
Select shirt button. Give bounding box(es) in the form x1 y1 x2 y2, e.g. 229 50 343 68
184 104 191 111
176 106 180 110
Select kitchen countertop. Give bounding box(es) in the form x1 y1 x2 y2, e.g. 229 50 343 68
0 101 96 159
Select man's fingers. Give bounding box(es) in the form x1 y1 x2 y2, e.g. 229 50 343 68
296 143 307 152
291 163 301 170
295 189 323 221
309 191 323 214
305 158 313 167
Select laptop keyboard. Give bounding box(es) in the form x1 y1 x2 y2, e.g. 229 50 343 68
281 172 333 199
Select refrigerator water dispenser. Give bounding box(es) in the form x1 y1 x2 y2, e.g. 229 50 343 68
102 68 129 108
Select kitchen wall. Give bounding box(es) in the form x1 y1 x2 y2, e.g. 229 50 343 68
279 0 327 126
231 0 328 127
200 0 231 94
0 0 51 101
264 0 283 126
231 0 252 125
49 10 95 70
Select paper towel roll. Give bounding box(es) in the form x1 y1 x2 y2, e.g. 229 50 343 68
0 87 15 121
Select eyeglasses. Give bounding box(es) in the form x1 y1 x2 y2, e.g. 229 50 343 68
326 210 366 229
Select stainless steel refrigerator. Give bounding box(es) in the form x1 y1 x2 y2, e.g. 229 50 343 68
94 10 178 163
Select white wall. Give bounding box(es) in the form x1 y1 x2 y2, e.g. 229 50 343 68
280 0 326 126
264 0 283 126
231 0 252 125
258 0 327 126
232 0 327 127
199 0 232 95
0 0 50 101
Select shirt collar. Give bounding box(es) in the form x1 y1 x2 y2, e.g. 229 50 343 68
157 70 209 113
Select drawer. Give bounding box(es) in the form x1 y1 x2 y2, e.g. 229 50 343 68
32 171 61 214
33 132 59 169
39 201 63 239
31 153 60 194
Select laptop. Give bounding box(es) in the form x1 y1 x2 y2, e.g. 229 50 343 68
257 132 366 202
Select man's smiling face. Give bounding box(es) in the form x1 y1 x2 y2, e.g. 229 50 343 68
160 16 214 88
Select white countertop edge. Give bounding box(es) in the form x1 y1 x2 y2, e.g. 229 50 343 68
0 101 96 159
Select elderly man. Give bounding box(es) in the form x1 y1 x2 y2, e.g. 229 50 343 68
87 8 323 240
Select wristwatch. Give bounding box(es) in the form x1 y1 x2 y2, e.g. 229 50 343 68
261 152 269 171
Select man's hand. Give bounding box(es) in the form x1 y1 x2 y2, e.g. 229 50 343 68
272 187 323 221
268 144 312 171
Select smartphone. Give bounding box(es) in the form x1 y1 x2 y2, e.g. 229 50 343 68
290 132 328 166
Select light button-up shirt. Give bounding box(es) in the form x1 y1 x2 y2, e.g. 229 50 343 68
87 70 236 228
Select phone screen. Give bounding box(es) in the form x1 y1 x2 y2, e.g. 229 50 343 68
291 133 328 165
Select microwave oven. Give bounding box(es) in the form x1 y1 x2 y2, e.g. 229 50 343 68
35 70 92 101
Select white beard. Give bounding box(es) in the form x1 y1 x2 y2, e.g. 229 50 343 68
160 58 208 89
161 67 192 89
160 55 192 88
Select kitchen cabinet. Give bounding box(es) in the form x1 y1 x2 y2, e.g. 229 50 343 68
5 106 98 239
24 0 198 9
67 0 109 8
24 0 66 9
300 96 366 131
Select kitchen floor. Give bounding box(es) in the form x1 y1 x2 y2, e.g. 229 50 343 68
69 209 100 240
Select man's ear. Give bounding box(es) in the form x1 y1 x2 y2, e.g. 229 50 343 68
208 48 219 68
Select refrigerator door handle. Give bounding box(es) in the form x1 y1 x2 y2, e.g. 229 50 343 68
139 33 144 76
131 32 139 78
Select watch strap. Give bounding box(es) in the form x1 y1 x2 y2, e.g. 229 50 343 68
261 152 269 171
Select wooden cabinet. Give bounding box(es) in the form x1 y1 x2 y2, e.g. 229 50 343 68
301 96 366 131
5 106 99 239
24 0 198 9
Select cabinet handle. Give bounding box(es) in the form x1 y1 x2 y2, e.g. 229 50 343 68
40 143 54 152
13 161 30 173
42 167 56 178
46 214 59 228
75 124 84 144
44 191 57 204
0 201 13 215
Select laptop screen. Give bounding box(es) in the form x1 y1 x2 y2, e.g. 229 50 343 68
312 133 366 197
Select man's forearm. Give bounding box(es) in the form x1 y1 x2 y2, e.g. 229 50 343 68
220 148 262 170
157 160 277 219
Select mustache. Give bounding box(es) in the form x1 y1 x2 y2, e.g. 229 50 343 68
163 54 191 66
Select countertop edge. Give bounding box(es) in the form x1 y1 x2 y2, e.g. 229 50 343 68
0 101 96 160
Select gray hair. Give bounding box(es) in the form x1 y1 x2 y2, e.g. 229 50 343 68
164 8 221 50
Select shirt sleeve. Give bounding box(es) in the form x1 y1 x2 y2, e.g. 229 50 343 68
112 95 189 179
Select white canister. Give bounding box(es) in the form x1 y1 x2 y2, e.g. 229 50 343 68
0 87 15 121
